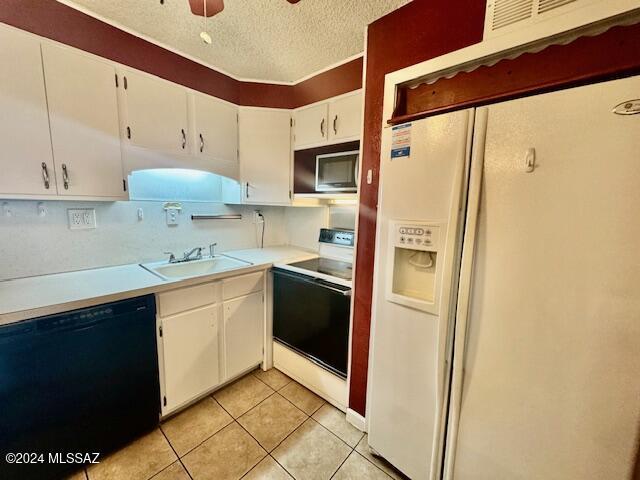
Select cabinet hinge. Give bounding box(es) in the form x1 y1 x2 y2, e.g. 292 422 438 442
126 126 131 139
115 74 118 88
159 325 163 337
123 179 127 192
163 396 167 407
123 76 128 90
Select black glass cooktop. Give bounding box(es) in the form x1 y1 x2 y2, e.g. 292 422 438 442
289 257 353 281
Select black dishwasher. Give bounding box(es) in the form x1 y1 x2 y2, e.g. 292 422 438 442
0 295 160 480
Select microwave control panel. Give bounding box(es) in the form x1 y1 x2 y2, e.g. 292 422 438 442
394 223 440 252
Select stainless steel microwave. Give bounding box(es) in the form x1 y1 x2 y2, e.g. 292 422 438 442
315 150 359 192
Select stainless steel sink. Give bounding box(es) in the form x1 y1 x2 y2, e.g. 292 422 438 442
140 255 251 281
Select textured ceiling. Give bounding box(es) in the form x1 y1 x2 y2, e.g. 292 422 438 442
58 0 411 83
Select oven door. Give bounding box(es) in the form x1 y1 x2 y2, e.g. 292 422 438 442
272 268 351 378
315 150 359 192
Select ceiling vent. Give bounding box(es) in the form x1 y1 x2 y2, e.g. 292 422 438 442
484 0 600 38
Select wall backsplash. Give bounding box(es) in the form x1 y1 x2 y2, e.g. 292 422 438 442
0 200 300 281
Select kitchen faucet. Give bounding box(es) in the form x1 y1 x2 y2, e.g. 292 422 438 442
182 247 203 262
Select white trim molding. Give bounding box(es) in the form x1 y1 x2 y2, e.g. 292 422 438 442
346 408 367 432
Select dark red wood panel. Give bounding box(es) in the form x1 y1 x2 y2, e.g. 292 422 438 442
393 23 640 123
350 0 487 416
0 0 362 108
293 141 360 194
294 57 364 107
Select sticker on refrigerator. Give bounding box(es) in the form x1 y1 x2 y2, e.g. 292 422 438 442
391 123 411 159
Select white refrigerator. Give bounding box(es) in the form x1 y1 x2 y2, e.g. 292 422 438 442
366 75 640 480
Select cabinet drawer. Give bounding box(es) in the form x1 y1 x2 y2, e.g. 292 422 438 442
158 282 219 317
222 271 263 301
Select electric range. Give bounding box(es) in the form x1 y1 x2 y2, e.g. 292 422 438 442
272 228 354 378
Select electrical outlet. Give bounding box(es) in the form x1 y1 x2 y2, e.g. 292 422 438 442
163 202 181 227
68 208 96 230
166 208 179 226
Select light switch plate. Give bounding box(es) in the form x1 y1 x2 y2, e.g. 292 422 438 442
68 208 96 230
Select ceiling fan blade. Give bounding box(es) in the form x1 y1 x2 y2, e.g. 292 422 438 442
188 0 224 17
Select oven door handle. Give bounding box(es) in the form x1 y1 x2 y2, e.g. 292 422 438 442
274 269 352 296
314 278 352 296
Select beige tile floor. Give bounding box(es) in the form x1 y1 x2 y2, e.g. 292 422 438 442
66 368 407 480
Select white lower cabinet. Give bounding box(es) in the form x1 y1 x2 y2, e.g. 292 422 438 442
157 271 265 416
223 291 264 380
160 304 220 414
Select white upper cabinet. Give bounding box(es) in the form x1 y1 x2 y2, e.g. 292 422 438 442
239 107 292 205
293 103 329 148
192 93 238 163
190 92 239 179
121 69 189 155
42 44 125 198
0 27 55 196
328 91 362 142
293 91 362 149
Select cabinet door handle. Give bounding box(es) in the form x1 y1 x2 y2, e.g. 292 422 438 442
246 182 250 199
41 162 50 189
181 129 186 149
199 133 204 153
320 118 325 137
61 163 69 190
333 115 338 135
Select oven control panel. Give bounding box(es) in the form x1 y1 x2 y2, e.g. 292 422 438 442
319 228 354 246
394 223 440 252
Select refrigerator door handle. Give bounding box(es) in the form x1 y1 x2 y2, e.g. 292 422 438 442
442 107 489 480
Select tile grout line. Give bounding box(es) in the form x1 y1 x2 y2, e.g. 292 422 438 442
328 445 355 480
166 391 274 460
269 453 298 480
352 450 396 480
250 369 293 392
213 392 280 476
158 427 194 480
165 371 359 480
161 398 235 460
249 372 361 478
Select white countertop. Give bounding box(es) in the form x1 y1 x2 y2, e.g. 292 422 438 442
224 246 317 266
0 246 317 326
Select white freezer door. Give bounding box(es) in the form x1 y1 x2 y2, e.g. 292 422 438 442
367 109 474 480
448 75 640 480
